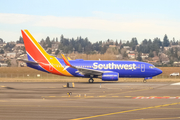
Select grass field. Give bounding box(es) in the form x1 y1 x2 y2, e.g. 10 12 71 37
0 67 179 82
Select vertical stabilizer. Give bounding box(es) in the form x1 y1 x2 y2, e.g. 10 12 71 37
21 30 73 76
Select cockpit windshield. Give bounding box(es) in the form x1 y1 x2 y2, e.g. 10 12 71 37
149 65 155 68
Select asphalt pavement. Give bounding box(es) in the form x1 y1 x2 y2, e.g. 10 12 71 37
0 82 180 120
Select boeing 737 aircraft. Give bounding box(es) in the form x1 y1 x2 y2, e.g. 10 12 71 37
19 30 162 83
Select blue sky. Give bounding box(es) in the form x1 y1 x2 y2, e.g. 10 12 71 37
0 0 180 43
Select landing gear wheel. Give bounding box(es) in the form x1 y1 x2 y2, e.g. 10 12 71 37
143 79 147 83
89 78 94 83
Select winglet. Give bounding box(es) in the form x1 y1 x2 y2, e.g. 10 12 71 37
67 57 72 60
61 54 71 66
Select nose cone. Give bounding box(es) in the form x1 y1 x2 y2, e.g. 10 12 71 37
156 68 162 75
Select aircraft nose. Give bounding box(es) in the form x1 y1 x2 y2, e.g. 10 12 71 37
156 68 162 75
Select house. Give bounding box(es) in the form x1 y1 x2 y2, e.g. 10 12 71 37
164 47 171 51
126 50 135 54
159 53 169 62
171 45 180 48
52 43 59 50
162 60 170 64
141 53 149 59
123 46 130 49
0 63 8 67
6 53 16 59
109 45 116 48
148 61 158 65
16 44 24 47
152 56 159 62
128 53 136 59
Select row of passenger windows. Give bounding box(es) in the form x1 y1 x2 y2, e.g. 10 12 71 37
76 66 92 68
53 65 93 68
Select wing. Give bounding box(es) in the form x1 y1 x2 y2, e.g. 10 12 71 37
61 54 111 76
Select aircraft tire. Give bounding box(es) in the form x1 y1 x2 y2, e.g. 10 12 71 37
89 78 94 83
143 79 147 83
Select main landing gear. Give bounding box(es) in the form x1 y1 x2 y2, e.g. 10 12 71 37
89 78 94 83
143 79 147 83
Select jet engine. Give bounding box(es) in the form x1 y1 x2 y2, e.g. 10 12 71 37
102 72 119 81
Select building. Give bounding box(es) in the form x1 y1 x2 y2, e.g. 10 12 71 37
52 43 59 50
0 63 8 67
6 53 16 59
126 50 135 54
109 45 116 48
162 60 170 64
152 56 159 62
164 47 171 51
128 53 136 59
141 53 149 60
123 46 130 49
16 44 24 47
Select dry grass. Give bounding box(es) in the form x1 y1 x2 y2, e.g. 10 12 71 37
0 67 180 82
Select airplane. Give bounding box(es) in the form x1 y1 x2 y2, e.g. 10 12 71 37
19 30 162 83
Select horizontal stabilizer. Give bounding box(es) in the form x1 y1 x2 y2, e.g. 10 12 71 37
17 58 39 65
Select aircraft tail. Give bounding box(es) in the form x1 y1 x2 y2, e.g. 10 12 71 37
21 30 50 63
21 30 73 76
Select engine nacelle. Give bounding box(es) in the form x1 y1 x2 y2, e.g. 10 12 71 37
102 72 119 81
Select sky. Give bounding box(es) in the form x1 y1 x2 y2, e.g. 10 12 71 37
0 0 180 43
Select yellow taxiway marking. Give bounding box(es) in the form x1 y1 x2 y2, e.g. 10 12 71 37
86 96 94 98
1 86 6 87
98 96 106 97
49 96 56 97
132 117 180 120
112 96 119 97
0 100 7 102
70 102 180 120
61 96 69 97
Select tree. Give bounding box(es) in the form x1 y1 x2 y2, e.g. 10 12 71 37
0 49 4 54
174 48 178 58
47 49 52 54
0 38 3 44
137 53 142 61
115 40 118 46
55 50 60 55
45 36 51 48
16 36 24 44
123 52 127 58
56 37 58 42
78 44 82 53
6 59 11 67
149 51 154 57
163 34 170 47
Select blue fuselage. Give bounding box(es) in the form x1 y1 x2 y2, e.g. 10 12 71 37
57 59 162 78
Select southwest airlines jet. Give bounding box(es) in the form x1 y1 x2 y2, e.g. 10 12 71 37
19 30 162 83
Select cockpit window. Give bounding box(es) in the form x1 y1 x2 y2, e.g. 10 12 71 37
149 65 155 68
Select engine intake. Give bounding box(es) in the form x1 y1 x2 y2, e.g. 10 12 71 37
102 72 119 81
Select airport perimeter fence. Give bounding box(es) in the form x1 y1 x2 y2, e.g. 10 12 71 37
0 73 179 80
